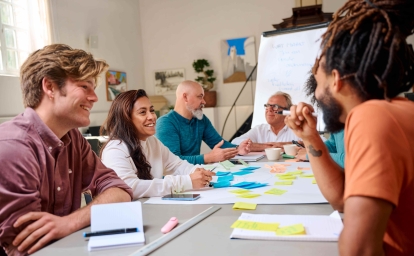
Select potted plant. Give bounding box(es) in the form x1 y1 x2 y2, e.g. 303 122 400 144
192 59 217 107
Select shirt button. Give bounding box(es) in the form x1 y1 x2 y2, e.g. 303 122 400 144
59 143 63 147
68 169 72 174
48 146 52 151
57 187 61 191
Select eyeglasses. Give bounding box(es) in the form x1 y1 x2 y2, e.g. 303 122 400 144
264 104 288 111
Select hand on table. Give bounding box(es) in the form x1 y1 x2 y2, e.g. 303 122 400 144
190 168 215 188
237 139 251 155
13 212 74 254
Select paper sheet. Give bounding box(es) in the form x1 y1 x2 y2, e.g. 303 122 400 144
230 212 343 241
144 162 328 205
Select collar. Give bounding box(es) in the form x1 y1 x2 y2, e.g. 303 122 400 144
171 110 199 124
24 107 69 151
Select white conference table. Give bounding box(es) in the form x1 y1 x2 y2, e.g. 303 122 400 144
33 156 339 256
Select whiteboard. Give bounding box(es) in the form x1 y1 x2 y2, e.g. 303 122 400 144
252 26 327 131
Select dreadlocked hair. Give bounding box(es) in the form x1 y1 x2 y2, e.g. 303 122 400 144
100 90 153 180
304 72 319 107
315 0 414 100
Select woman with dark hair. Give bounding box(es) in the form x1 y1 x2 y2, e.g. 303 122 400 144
100 89 214 198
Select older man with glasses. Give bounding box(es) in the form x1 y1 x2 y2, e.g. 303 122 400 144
231 91 300 152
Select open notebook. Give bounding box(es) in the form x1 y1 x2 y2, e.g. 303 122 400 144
230 211 343 241
88 201 145 251
230 152 265 162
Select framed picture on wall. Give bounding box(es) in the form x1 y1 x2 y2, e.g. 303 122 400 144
154 68 185 95
106 70 127 101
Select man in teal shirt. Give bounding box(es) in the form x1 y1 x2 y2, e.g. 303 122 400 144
156 80 250 164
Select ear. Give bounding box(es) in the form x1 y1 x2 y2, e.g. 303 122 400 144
183 93 188 102
42 77 55 99
331 69 343 93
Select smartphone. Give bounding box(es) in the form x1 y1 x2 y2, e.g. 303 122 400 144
161 194 201 201
229 160 242 165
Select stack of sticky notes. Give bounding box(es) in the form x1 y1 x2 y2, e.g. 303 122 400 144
230 219 306 236
232 202 257 210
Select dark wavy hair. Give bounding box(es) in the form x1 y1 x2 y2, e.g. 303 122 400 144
313 0 414 101
100 90 153 180
304 72 318 107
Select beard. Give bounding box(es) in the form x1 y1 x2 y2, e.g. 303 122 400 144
187 104 204 120
317 88 345 133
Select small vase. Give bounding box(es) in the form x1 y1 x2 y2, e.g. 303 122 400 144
204 91 217 108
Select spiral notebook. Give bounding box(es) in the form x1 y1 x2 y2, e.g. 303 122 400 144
230 211 343 241
88 201 145 251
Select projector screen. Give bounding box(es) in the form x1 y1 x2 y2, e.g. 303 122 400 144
252 25 327 132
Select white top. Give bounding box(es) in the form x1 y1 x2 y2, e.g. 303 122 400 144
231 123 300 145
101 136 197 199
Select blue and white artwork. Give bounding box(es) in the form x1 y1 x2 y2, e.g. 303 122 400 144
221 36 257 83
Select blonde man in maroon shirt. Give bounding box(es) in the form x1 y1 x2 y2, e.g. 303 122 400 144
0 44 133 255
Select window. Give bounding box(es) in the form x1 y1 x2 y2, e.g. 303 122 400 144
0 0 50 76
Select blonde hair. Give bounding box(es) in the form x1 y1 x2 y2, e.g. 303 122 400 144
20 44 109 108
271 91 293 109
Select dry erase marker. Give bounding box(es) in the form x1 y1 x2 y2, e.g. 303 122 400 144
281 110 318 117
83 227 139 237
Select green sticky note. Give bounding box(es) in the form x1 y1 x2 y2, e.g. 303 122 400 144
220 160 235 170
282 154 295 159
233 202 257 210
279 176 296 180
300 173 314 178
276 224 306 235
229 189 250 194
231 220 280 231
264 188 287 195
274 181 293 185
237 193 261 198
238 159 249 166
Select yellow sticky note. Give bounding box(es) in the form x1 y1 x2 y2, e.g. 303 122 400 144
274 181 293 185
288 170 303 175
279 176 296 180
300 173 314 178
276 173 294 177
312 178 317 184
229 189 250 194
276 224 306 235
231 220 280 231
237 193 261 198
233 202 257 210
264 188 287 195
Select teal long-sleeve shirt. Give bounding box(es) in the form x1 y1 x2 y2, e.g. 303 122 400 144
155 110 236 164
325 129 345 169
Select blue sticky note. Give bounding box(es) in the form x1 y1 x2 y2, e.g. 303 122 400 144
232 170 253 176
213 181 231 188
218 175 234 182
216 171 231 176
231 181 256 188
240 167 260 171
242 183 268 189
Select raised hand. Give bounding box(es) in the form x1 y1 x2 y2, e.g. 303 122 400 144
284 103 319 140
204 140 238 163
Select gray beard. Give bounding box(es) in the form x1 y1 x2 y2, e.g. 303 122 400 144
187 105 204 120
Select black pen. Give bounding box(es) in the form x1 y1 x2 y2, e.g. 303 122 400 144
292 140 305 148
83 227 139 237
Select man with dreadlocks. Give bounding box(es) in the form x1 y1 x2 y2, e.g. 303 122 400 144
285 0 414 255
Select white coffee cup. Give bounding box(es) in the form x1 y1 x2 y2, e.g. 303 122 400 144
283 144 298 156
265 148 282 161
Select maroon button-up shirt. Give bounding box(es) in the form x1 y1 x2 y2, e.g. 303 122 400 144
0 108 133 253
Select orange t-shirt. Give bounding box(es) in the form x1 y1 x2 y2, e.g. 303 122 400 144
344 98 414 255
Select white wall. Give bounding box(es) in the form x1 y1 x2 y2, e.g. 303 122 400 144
0 0 145 130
